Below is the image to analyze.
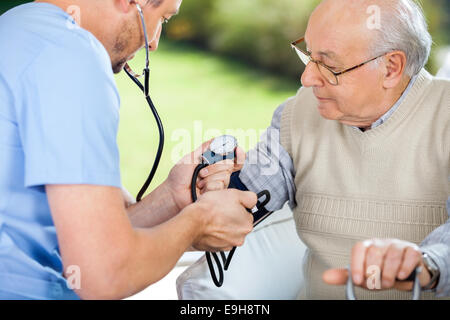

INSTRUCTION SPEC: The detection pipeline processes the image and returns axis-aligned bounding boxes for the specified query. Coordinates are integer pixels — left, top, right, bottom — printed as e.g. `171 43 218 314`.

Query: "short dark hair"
147 0 163 8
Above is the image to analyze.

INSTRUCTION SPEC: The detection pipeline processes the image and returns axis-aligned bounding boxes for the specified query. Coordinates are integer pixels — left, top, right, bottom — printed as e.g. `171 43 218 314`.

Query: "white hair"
370 0 432 77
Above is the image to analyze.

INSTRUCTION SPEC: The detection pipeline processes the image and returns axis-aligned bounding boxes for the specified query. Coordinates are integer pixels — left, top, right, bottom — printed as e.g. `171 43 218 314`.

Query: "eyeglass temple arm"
333 54 384 76
291 37 305 46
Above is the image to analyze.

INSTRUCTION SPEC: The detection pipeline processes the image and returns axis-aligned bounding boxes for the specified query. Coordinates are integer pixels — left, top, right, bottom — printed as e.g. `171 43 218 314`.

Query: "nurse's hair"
147 0 164 7
129 0 164 8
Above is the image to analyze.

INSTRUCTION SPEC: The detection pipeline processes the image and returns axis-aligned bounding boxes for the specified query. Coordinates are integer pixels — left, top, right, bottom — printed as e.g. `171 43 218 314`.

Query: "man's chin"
112 60 127 74
316 102 342 121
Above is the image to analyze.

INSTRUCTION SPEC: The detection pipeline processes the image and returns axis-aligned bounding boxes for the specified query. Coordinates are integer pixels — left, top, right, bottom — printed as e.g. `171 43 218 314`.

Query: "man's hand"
188 189 257 252
322 239 434 291
165 139 246 214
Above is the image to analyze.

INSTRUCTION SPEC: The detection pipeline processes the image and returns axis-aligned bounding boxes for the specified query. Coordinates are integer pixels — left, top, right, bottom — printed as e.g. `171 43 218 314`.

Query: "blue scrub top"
0 3 122 299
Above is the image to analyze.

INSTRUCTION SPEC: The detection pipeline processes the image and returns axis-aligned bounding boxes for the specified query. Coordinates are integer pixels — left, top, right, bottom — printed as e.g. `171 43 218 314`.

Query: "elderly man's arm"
196 100 297 212
235 101 297 212
420 197 450 297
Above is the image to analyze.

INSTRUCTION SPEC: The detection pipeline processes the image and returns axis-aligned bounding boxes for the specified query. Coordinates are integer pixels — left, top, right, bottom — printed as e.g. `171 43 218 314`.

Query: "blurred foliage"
0 0 30 12
2 0 449 76
117 42 298 195
166 0 449 77
165 0 318 77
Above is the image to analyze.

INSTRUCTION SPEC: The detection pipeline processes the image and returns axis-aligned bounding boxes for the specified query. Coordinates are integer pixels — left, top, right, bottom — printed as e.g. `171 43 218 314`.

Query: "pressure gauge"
201 135 238 165
210 135 237 155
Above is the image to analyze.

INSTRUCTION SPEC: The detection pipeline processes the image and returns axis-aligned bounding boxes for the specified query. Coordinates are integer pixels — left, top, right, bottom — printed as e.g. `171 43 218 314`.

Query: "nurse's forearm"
72 201 205 300
126 181 179 228
110 203 206 299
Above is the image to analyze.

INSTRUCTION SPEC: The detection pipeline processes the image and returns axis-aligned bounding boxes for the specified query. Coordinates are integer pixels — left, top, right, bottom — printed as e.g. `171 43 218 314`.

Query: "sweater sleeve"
238 102 297 212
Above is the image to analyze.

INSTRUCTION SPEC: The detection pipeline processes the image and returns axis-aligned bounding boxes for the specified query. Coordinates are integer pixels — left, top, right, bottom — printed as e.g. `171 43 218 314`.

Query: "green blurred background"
1 1 449 197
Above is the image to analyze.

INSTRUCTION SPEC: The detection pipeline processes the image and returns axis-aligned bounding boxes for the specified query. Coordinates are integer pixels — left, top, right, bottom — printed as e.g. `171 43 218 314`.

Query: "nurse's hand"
165 139 246 213
322 238 434 291
190 188 256 252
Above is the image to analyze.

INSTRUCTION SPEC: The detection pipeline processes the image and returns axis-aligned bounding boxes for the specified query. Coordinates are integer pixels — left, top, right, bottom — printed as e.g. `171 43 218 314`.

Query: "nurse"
0 0 257 299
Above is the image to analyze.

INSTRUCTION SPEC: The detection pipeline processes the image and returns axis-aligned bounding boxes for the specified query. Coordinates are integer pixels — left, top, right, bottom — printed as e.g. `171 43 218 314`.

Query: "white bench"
176 203 307 300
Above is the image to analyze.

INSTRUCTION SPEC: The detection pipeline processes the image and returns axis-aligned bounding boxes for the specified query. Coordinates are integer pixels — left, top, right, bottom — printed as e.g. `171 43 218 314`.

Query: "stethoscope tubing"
124 3 164 202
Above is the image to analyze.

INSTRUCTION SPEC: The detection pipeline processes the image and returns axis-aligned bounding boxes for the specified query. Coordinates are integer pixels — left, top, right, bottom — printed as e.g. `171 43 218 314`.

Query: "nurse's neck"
34 0 121 64
34 0 114 54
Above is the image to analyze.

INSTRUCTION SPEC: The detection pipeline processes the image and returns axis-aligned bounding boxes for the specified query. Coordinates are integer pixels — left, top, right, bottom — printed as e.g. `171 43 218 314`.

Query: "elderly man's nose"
301 62 324 88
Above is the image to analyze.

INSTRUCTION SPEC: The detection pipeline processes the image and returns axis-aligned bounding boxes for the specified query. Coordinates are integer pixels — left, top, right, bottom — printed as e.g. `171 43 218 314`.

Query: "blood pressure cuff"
177 171 306 300
228 171 249 191
228 171 271 225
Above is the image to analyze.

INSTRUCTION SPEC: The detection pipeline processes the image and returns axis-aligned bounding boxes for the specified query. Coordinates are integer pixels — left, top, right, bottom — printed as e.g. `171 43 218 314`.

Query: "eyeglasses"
290 37 385 86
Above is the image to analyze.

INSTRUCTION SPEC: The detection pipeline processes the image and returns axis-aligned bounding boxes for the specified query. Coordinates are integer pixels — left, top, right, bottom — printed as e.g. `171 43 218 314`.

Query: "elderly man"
194 0 449 299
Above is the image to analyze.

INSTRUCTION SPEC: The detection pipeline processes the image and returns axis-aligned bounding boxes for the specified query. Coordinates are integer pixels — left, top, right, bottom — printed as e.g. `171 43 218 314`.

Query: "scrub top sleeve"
17 42 122 189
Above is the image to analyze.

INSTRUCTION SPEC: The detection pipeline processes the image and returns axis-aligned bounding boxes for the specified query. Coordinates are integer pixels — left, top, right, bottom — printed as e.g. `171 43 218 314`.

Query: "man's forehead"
304 33 343 63
171 0 182 13
160 0 181 14
304 9 373 64
169 8 179 15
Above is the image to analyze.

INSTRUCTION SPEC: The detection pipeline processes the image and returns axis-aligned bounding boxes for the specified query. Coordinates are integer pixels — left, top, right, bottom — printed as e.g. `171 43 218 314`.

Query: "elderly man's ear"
381 51 408 89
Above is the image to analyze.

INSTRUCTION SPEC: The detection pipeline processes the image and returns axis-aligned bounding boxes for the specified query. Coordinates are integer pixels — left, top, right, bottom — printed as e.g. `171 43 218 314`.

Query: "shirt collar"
353 74 418 131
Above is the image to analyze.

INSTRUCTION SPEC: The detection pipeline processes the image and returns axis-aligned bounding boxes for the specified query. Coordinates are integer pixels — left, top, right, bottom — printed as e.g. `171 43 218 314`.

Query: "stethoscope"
124 2 164 202
125 2 274 287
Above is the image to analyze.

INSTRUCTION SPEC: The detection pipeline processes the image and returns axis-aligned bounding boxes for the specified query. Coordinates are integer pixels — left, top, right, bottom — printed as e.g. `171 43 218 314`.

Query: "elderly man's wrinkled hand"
196 147 245 194
322 238 434 291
